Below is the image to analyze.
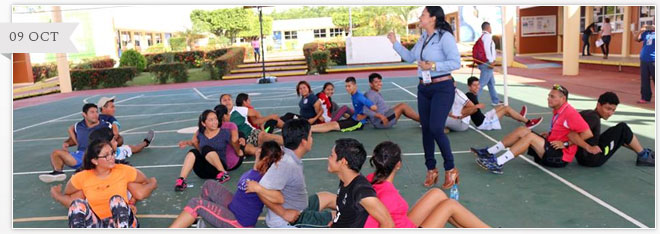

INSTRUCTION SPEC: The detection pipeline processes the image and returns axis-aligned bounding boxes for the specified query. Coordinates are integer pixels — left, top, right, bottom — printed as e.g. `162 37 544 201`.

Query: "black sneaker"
144 130 155 147
115 159 132 166
636 149 655 167
39 170 67 183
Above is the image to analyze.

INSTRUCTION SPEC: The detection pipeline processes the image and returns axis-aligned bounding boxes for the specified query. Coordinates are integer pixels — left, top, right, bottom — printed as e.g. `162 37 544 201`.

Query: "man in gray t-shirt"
246 119 335 228
363 73 420 129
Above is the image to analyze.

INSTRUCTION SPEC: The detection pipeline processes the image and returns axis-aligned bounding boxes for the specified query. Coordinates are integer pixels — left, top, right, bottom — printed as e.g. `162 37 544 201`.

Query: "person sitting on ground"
49 139 158 228
175 109 241 191
220 94 284 148
97 96 155 157
471 84 596 174
245 119 337 228
364 141 490 228
573 92 654 167
317 82 353 122
296 81 325 125
169 141 283 228
326 138 394 228
363 73 420 129
312 77 379 133
446 77 543 132
39 103 112 183
237 92 300 134
215 104 246 171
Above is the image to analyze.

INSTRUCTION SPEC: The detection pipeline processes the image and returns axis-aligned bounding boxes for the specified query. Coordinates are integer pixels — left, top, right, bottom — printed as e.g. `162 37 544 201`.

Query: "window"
121 32 130 47
314 29 327 38
134 33 141 47
639 6 655 29
284 31 297 40
329 28 345 37
593 6 625 32
155 34 162 44
146 34 153 46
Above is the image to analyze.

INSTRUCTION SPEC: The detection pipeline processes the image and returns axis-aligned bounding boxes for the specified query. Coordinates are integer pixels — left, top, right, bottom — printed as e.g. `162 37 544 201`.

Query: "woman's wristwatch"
563 142 570 147
431 62 436 71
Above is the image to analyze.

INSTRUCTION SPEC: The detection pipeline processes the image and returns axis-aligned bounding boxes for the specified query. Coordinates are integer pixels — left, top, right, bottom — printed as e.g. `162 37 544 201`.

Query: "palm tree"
179 28 205 51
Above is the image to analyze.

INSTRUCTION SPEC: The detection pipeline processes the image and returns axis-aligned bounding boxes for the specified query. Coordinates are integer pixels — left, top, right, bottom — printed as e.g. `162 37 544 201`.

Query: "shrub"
73 57 115 70
327 46 346 66
311 51 330 74
31 62 58 82
144 43 170 54
172 51 205 68
303 42 320 72
148 62 188 84
169 37 186 51
70 67 137 90
207 47 245 80
205 48 229 61
119 49 147 72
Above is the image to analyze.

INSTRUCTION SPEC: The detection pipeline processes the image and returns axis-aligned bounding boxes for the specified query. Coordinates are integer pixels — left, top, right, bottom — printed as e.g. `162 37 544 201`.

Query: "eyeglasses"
98 153 114 161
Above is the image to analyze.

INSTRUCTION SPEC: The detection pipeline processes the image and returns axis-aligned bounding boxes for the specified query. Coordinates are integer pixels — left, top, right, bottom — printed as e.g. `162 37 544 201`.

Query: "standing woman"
582 23 596 56
388 6 461 188
599 18 612 59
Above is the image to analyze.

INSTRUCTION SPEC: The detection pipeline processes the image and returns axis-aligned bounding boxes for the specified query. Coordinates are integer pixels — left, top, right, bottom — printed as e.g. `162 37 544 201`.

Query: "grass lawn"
125 68 211 87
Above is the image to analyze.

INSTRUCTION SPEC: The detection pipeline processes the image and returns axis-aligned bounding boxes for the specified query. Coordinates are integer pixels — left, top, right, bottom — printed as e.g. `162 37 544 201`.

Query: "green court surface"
13 74 655 228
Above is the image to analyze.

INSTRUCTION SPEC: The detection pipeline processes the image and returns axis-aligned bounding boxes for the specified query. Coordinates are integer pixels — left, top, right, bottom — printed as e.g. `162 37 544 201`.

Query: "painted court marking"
13 151 471 176
394 81 648 228
193 88 210 100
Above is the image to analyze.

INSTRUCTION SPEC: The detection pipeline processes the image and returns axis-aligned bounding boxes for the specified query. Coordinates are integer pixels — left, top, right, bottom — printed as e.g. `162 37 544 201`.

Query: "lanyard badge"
420 33 436 84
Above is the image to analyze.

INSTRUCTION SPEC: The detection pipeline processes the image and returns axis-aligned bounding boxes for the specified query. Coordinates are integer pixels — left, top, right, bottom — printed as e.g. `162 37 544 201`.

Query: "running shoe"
491 101 504 107
39 170 67 183
216 171 230 184
526 117 543 129
636 148 655 167
174 177 187 192
519 105 528 118
637 99 649 104
476 157 503 174
470 147 494 159
144 130 155 147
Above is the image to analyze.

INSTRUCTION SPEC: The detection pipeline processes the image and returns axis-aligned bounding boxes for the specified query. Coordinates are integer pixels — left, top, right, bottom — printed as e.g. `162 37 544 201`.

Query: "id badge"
422 70 432 84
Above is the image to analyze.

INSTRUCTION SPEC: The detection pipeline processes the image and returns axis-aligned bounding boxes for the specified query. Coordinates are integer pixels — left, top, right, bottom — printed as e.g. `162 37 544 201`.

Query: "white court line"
391 82 418 98
396 80 648 228
467 125 649 229
52 110 201 122
193 88 210 100
13 130 181 143
143 93 196 98
82 94 99 104
117 102 213 107
14 95 143 133
13 151 471 176
120 118 197 134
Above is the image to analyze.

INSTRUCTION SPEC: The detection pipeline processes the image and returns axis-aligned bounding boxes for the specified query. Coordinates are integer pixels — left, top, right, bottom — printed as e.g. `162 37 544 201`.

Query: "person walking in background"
599 18 612 59
476 22 502 106
388 6 461 189
636 24 655 104
251 37 261 63
582 23 596 56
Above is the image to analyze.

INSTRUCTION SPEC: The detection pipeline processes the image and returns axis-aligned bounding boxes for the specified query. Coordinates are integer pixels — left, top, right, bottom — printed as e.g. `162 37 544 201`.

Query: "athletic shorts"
69 150 84 169
477 109 502 131
338 118 363 132
190 146 227 179
527 139 568 168
372 109 397 129
247 129 262 146
291 194 333 228
445 117 469 132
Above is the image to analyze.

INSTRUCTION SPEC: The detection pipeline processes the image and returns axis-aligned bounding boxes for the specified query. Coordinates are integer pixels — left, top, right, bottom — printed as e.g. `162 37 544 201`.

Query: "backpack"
472 34 487 65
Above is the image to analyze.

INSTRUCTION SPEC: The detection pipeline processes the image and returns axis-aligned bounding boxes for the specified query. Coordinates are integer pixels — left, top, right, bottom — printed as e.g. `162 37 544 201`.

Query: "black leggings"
190 146 228 179
600 35 611 56
576 122 634 167
582 35 591 55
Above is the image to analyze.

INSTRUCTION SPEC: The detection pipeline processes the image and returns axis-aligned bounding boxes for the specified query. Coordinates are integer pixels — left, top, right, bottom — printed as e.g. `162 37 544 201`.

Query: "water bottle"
449 184 459 201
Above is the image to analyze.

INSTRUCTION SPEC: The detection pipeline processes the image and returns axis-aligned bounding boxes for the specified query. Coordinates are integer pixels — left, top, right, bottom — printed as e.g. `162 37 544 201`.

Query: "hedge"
173 51 205 68
71 67 137 90
32 62 58 82
311 51 330 74
206 47 245 80
119 49 147 72
303 42 320 72
72 58 115 70
205 48 229 61
149 62 188 84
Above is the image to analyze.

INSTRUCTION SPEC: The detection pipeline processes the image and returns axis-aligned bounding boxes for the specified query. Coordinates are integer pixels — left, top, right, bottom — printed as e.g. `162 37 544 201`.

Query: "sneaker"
637 99 649 104
470 147 494 159
39 170 67 183
174 177 187 192
636 149 655 167
491 101 504 107
115 159 132 166
216 171 230 184
519 105 528 118
476 157 503 174
526 117 543 129
144 130 155 147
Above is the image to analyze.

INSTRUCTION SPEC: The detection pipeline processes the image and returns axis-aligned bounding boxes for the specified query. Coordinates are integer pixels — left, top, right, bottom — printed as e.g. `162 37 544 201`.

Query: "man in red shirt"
471 84 599 174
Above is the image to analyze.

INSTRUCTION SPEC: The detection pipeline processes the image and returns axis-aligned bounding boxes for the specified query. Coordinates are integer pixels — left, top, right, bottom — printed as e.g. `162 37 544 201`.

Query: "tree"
179 28 205 51
237 10 273 39
331 10 367 33
391 6 420 35
191 8 250 44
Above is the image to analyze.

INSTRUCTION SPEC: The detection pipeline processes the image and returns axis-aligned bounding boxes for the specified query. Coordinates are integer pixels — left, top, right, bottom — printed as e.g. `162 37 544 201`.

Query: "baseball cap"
97 96 116 109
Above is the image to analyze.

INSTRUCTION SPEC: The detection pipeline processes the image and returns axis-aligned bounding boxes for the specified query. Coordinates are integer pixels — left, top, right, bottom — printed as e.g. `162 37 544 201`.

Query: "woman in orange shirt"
50 139 157 228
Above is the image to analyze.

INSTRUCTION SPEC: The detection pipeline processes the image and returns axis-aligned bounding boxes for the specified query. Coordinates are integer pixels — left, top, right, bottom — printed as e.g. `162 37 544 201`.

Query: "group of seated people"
41 73 654 228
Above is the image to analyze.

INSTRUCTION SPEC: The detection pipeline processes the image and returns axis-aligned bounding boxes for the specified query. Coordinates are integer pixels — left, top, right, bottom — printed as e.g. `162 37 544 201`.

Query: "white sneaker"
39 171 67 183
